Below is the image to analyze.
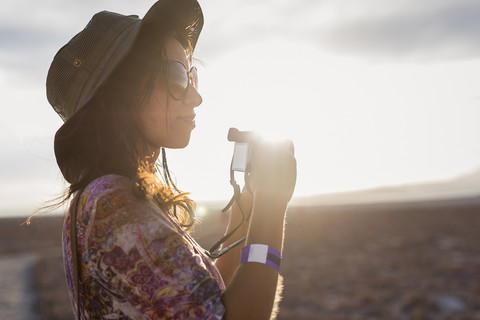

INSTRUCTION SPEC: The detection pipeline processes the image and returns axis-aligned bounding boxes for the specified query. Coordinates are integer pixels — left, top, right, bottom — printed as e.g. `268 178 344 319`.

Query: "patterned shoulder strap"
70 191 83 319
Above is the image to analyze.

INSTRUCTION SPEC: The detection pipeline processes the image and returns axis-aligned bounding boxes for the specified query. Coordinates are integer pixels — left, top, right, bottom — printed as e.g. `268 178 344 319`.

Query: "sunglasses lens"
168 61 188 99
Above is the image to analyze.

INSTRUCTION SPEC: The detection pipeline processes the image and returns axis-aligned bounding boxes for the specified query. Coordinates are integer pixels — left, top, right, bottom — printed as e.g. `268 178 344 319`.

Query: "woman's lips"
178 115 196 127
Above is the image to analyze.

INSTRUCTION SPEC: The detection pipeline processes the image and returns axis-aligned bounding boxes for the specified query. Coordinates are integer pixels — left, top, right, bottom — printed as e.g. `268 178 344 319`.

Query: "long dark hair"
30 29 197 230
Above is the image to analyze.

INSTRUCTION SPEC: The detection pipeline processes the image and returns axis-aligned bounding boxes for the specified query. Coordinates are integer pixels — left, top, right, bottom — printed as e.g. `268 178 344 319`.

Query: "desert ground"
1 196 480 319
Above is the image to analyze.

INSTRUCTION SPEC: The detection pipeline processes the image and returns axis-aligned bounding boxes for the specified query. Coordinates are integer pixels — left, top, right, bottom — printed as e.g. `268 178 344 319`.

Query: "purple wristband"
241 244 281 272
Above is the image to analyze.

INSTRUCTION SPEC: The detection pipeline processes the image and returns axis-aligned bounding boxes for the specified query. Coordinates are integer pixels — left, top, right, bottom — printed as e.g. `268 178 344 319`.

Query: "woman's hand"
247 139 297 205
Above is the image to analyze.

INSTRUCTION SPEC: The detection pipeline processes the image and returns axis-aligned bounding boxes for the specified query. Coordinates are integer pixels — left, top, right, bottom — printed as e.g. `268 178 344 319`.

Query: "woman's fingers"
247 139 297 202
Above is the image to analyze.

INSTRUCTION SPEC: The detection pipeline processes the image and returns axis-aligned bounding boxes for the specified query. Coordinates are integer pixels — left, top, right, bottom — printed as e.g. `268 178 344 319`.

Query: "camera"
227 128 256 172
227 127 295 172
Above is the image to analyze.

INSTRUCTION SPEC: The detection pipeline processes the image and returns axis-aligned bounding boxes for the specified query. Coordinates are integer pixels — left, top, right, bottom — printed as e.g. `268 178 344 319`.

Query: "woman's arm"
221 140 297 320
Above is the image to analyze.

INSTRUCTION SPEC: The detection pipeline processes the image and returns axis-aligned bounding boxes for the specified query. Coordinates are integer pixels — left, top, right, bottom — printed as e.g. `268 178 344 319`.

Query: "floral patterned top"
62 174 226 319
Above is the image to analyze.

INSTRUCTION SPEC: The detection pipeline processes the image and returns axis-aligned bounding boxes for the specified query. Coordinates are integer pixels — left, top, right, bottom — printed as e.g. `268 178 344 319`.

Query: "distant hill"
292 168 480 207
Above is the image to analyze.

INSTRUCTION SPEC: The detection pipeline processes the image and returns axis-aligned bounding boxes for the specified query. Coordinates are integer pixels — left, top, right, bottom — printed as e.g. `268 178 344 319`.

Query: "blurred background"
1 0 480 319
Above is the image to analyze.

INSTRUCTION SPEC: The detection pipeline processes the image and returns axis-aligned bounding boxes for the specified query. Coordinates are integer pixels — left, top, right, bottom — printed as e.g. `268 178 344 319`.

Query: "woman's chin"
164 135 192 149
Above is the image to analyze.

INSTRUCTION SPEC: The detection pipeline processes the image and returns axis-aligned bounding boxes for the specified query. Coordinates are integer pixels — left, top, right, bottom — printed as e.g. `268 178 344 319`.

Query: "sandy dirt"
2 196 480 320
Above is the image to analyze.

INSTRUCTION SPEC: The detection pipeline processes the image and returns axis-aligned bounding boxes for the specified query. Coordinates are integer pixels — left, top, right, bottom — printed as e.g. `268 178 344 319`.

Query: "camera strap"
205 157 251 259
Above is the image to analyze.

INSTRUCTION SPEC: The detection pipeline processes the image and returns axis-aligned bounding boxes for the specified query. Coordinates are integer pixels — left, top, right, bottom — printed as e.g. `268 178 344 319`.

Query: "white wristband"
240 244 281 272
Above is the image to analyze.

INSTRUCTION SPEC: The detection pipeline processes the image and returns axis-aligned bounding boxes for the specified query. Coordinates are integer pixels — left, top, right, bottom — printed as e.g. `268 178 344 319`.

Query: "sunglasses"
166 60 198 100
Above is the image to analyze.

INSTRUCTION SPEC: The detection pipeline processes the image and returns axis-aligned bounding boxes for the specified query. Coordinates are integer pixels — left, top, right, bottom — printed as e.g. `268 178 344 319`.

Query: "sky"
1 0 480 215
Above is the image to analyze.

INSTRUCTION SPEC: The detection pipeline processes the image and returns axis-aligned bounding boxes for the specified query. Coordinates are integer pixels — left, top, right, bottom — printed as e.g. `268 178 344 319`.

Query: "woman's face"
139 37 202 150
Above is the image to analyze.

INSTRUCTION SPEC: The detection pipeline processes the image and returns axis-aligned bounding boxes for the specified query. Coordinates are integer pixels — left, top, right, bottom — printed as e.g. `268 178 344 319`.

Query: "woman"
47 0 296 319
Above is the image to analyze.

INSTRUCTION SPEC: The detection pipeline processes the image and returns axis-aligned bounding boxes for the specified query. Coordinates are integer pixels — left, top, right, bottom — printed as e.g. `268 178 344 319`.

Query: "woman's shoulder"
85 174 131 195
80 174 132 202
78 174 178 240
78 174 136 217
80 174 169 225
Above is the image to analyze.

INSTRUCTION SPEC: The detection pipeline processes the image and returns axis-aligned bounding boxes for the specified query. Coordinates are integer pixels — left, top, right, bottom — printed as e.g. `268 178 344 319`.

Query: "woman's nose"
183 85 202 108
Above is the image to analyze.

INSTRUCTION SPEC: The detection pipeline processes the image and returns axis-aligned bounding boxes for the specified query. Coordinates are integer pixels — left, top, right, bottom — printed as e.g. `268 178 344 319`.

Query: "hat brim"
141 0 204 50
